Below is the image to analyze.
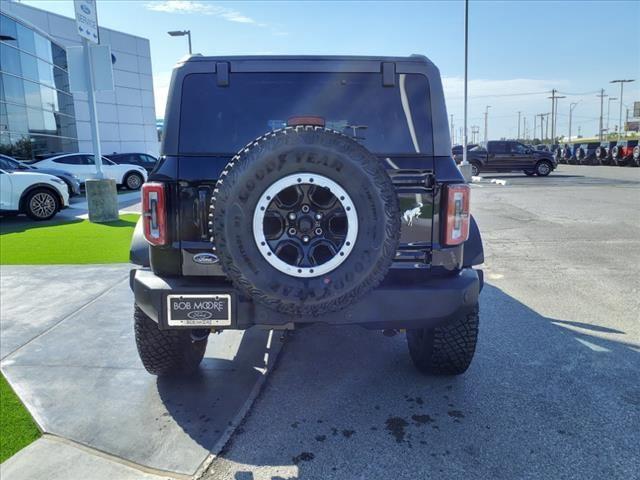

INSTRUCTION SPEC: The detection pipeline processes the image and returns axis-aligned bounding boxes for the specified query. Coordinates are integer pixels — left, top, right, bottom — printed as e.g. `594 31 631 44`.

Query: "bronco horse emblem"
402 202 423 226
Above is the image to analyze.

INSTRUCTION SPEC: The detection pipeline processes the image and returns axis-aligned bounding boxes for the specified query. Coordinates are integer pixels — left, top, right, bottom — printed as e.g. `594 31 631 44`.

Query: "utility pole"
483 105 491 144
569 102 579 142
610 79 635 140
549 89 556 144
523 117 527 140
517 111 521 140
450 114 455 144
555 95 565 143
533 115 537 140
626 108 630 138
606 97 617 138
597 89 607 140
537 114 543 142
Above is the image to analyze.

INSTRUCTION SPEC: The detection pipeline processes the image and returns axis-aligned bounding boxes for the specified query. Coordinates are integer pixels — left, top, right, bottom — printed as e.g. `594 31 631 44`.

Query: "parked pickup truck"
454 141 557 176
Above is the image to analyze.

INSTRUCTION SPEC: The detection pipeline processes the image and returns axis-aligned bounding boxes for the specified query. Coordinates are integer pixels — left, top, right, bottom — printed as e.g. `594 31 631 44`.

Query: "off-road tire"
134 306 207 376
125 172 143 190
407 304 479 375
470 162 480 177
535 160 552 176
210 126 400 316
631 146 639 167
611 146 622 166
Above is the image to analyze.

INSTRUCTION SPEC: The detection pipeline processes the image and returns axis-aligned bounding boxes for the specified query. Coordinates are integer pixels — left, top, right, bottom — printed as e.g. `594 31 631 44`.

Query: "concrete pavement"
203 165 640 479
2 165 638 479
1 265 281 478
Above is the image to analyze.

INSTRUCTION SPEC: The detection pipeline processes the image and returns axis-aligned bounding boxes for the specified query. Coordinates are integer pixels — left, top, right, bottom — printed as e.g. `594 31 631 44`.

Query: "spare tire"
611 145 620 161
595 147 604 159
210 126 400 316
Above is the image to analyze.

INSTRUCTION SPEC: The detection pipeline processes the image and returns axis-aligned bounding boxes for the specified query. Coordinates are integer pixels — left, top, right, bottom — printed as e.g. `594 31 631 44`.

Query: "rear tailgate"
177 156 230 276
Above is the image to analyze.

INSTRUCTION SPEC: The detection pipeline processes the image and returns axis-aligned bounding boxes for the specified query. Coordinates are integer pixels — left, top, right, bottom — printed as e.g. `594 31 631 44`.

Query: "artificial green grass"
0 214 139 265
0 374 41 463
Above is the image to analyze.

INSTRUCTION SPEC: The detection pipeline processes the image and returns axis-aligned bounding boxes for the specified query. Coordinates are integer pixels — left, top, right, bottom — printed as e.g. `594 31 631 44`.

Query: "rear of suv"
130 55 484 377
595 141 618 165
611 140 639 166
574 142 600 165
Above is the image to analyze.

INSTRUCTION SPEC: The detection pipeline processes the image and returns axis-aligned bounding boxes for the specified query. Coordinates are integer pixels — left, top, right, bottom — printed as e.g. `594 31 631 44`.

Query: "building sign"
74 0 99 43
625 121 639 132
67 44 114 92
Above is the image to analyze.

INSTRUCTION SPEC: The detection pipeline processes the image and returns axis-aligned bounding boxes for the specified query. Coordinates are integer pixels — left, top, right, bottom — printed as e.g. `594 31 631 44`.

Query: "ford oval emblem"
188 310 213 320
193 253 219 265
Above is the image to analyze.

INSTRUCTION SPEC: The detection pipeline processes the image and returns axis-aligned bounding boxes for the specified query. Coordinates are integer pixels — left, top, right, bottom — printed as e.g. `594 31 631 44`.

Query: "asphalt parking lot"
203 165 640 480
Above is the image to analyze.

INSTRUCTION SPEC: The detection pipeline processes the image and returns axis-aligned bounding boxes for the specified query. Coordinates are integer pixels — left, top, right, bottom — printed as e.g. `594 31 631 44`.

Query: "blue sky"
21 0 640 140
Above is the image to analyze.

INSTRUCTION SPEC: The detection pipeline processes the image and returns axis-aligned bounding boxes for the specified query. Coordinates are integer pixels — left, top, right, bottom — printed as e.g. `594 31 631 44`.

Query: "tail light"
142 182 167 246
287 116 325 127
443 184 470 246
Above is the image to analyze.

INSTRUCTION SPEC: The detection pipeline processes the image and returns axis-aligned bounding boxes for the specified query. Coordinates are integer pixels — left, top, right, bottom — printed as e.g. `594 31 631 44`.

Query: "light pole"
461 0 470 172
610 79 635 139
450 114 455 144
483 105 491 144
569 102 579 142
606 97 617 138
517 111 521 140
597 89 607 140
168 30 192 54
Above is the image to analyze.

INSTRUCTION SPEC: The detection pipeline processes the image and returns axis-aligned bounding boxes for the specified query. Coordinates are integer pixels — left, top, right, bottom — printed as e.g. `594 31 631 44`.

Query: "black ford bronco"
130 55 484 377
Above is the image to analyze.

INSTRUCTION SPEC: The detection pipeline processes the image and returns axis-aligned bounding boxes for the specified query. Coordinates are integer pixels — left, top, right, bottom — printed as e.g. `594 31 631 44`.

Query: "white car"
0 168 70 220
33 153 148 190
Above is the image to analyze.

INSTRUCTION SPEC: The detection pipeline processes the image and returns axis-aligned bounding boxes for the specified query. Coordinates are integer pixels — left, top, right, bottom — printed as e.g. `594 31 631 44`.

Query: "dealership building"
0 1 158 160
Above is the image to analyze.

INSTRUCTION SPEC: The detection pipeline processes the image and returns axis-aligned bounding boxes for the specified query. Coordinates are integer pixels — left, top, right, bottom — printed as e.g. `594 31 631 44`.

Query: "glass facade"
0 12 77 160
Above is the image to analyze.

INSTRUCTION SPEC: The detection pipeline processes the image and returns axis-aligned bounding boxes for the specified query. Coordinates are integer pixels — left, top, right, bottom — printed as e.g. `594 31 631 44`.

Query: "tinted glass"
15 22 35 56
54 155 83 165
0 43 21 76
510 143 528 154
0 157 13 169
0 15 18 46
0 14 78 160
179 72 433 155
489 142 507 153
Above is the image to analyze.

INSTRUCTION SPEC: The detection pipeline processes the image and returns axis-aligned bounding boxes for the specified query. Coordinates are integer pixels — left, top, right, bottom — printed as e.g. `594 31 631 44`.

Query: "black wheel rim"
253 173 358 278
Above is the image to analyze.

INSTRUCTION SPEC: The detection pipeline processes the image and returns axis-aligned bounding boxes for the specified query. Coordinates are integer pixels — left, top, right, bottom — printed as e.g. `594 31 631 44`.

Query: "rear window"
178 72 433 155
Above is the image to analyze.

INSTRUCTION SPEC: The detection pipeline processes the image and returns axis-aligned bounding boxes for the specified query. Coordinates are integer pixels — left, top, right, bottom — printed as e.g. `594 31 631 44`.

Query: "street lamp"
168 30 192 54
606 97 617 139
461 0 470 171
610 79 635 139
568 101 579 142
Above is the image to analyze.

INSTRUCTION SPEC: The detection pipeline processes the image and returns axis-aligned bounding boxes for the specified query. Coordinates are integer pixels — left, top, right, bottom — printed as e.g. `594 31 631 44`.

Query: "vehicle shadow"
0 215 83 234
484 174 584 179
0 215 137 234
155 328 278 469
158 284 639 479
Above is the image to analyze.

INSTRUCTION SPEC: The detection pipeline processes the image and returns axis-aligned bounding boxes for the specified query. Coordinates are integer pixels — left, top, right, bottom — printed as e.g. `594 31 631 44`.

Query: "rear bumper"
130 268 482 331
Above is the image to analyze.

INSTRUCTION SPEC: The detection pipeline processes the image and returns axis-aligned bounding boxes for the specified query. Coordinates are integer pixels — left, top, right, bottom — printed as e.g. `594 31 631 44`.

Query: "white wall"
1 1 159 156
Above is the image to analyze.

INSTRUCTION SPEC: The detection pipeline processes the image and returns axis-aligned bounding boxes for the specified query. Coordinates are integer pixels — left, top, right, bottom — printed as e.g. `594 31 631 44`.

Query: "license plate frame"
166 293 232 327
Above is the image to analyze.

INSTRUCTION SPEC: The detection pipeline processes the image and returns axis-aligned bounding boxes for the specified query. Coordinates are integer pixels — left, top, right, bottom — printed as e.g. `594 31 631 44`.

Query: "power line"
447 90 549 100
556 90 601 96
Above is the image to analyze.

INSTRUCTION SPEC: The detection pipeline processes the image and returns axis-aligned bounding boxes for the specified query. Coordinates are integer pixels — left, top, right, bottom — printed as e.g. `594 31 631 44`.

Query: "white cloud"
145 1 259 24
